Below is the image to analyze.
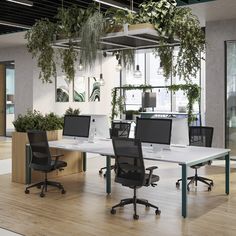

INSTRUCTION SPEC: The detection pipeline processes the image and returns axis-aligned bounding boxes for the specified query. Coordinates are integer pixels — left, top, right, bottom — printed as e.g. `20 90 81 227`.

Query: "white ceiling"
189 0 236 26
1 0 236 47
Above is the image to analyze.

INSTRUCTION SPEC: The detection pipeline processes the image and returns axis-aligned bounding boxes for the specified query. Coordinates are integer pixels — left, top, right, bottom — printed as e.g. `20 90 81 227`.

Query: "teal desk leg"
82 152 87 172
106 156 111 194
25 145 32 184
181 164 187 218
225 153 230 195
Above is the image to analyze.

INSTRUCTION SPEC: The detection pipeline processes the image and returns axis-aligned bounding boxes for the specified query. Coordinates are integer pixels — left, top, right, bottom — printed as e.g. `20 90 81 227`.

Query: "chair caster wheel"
61 189 66 194
37 185 41 189
40 193 45 198
103 174 106 178
155 209 161 215
133 214 139 220
187 187 190 191
208 186 212 191
25 189 30 194
210 182 214 186
146 204 150 208
176 182 180 188
99 170 103 175
111 209 116 215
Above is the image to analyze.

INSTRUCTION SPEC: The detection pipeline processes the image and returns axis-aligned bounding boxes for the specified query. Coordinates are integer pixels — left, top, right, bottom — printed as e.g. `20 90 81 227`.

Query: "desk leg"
25 145 32 184
225 153 230 195
82 152 87 172
181 164 187 218
106 156 111 194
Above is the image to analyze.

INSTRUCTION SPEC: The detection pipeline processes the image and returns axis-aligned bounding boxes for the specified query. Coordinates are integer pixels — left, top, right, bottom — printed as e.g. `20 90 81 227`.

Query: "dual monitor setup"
63 115 189 150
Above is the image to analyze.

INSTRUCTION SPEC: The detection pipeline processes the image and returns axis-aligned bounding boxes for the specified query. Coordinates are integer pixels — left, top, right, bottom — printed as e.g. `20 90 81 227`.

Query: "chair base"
25 174 66 197
110 189 161 220
176 173 214 191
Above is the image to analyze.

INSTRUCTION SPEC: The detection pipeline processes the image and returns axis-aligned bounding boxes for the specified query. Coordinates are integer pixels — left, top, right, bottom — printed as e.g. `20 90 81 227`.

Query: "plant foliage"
25 19 57 83
65 107 81 116
13 110 63 132
168 83 201 124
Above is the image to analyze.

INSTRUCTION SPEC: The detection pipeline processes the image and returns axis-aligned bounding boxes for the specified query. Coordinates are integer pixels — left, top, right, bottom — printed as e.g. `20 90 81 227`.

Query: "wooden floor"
1 139 236 236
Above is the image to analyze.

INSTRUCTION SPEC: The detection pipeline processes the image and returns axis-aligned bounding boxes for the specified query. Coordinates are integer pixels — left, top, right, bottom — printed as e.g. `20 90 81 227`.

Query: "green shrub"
13 110 63 132
64 107 80 116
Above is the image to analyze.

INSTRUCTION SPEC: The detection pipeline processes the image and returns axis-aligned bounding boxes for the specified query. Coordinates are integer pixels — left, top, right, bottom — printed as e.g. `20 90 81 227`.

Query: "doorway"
0 61 15 137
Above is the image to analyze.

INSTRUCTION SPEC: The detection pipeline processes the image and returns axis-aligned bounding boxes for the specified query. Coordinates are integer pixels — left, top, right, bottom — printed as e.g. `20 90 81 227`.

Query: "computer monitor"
171 118 189 146
63 115 91 138
135 118 172 150
89 114 110 139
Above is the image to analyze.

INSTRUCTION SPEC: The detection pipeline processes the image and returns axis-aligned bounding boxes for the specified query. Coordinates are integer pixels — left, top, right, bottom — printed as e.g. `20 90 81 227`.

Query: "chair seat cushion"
144 174 159 186
190 162 207 169
30 160 67 172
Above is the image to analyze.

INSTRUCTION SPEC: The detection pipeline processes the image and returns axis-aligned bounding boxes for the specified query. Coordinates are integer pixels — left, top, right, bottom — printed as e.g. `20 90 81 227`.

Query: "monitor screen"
63 115 91 138
135 118 172 145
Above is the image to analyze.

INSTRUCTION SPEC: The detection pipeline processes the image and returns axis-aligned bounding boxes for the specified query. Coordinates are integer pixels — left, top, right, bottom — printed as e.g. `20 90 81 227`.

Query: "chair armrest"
146 166 158 185
51 154 64 165
146 166 158 171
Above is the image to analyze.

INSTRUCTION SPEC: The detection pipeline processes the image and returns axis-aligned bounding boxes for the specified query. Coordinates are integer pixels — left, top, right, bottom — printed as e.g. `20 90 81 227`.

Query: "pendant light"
78 59 83 71
99 53 105 86
134 53 142 78
116 59 122 71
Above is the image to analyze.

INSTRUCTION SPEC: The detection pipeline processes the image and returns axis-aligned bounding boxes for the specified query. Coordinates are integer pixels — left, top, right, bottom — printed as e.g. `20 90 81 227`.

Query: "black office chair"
99 122 131 177
25 131 67 197
176 126 214 191
111 138 161 220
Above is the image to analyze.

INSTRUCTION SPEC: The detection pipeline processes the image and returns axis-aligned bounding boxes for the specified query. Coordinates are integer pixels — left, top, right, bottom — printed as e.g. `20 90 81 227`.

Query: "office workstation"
1 0 236 235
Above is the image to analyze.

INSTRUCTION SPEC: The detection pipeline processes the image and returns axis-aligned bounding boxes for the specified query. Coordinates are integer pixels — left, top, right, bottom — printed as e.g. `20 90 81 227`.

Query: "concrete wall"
206 19 236 147
0 46 34 116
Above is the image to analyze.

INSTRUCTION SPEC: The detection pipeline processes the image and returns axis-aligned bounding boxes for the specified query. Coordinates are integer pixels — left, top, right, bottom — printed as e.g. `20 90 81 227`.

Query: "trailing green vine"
25 19 57 83
168 83 201 124
110 84 152 120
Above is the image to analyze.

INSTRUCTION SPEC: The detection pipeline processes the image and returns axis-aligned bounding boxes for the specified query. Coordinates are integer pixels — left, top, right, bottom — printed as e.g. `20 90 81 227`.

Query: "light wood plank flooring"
0 139 236 236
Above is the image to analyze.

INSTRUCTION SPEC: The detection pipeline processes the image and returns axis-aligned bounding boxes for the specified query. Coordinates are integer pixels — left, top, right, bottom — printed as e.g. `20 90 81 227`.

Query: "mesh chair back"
27 131 51 166
112 138 145 187
189 126 214 147
111 122 131 138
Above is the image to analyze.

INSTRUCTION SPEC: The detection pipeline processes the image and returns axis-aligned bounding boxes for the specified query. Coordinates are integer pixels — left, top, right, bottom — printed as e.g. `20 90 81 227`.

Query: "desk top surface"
49 139 230 166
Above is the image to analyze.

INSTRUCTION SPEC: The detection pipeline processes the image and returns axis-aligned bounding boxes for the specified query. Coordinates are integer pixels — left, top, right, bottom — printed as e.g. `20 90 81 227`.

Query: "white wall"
0 46 34 116
205 19 236 147
32 53 118 118
0 42 118 122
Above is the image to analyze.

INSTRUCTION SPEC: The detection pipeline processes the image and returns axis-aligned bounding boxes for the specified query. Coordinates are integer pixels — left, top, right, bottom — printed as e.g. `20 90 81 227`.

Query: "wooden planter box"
12 130 83 184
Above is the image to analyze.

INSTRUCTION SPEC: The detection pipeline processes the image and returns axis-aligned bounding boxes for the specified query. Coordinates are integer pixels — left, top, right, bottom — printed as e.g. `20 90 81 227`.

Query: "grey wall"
0 46 34 116
206 19 236 147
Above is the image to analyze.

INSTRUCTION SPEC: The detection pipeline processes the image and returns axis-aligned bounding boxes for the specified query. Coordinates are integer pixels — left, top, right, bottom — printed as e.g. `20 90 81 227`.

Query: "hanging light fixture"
6 0 33 7
134 65 142 78
116 59 122 71
78 59 83 71
157 61 163 75
99 54 105 86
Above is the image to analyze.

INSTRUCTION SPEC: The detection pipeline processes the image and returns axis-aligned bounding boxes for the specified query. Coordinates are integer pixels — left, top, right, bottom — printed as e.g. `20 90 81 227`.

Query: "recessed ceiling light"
0 20 31 29
6 0 33 7
94 0 136 13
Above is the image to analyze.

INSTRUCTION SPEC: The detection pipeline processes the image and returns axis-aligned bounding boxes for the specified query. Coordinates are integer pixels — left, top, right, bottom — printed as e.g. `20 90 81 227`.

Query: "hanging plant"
59 42 78 81
25 19 57 83
168 83 201 124
132 0 204 81
113 49 135 70
79 11 106 69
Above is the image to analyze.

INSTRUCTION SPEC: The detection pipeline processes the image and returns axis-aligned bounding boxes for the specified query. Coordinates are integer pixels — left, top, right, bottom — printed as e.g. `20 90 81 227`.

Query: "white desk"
45 139 230 218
